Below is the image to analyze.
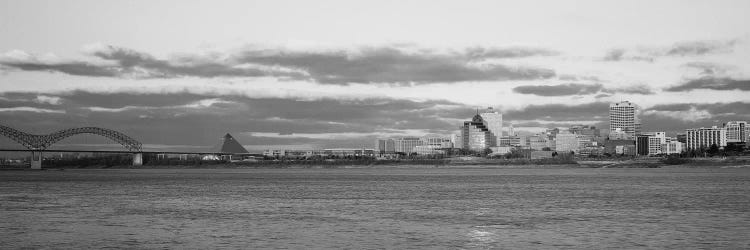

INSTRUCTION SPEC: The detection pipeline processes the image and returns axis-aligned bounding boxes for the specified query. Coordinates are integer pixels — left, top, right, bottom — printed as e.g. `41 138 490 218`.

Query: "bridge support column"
30 151 42 169
132 153 143 167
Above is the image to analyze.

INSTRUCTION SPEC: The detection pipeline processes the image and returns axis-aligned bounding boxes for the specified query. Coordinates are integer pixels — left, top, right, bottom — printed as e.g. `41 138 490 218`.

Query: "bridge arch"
0 124 38 150
0 124 142 151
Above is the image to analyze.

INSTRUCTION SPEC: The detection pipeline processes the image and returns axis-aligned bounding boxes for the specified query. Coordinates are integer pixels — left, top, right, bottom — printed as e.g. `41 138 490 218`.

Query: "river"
1 167 749 249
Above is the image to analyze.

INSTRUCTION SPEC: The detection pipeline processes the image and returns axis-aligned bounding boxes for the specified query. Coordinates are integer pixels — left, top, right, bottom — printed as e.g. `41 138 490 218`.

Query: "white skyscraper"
479 107 503 147
609 101 638 139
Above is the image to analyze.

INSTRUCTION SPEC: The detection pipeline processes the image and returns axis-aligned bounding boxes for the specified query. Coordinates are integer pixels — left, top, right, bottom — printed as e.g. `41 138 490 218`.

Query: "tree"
708 144 719 156
483 148 493 156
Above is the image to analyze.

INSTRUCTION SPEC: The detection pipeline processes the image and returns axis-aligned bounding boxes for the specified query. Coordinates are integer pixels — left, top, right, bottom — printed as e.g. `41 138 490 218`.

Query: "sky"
1 0 749 151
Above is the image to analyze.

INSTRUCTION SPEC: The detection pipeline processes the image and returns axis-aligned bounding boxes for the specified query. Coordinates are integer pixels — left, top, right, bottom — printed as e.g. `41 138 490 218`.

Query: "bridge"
0 124 238 169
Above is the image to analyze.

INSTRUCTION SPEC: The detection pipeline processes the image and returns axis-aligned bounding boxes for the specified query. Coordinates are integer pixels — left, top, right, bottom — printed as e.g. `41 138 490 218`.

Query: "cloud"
463 46 559 59
602 85 655 95
513 83 603 96
666 40 737 56
234 46 556 84
602 39 739 62
603 49 625 61
601 48 654 62
682 62 731 75
504 102 609 122
34 95 62 105
513 83 654 96
643 107 713 122
664 77 750 92
0 107 65 113
0 44 557 84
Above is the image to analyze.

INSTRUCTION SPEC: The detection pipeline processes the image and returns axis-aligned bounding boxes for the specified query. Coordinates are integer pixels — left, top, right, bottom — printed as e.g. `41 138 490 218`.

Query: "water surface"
1 168 749 249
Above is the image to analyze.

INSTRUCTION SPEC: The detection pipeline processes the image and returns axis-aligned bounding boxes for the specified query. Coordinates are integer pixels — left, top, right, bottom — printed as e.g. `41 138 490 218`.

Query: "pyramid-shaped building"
215 133 249 154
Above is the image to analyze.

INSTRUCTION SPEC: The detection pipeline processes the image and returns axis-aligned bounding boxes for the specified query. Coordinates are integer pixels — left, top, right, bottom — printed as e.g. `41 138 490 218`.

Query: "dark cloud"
464 47 559 59
602 85 655 95
603 49 625 61
60 90 214 108
513 83 603 96
602 39 739 62
682 62 729 75
601 48 654 62
664 77 750 92
234 47 555 84
666 40 737 56
505 102 609 122
513 83 654 96
0 45 557 84
0 61 119 77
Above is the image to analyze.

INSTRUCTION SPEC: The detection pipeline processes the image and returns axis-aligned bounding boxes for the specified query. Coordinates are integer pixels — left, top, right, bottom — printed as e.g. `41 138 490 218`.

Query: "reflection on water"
1 168 749 249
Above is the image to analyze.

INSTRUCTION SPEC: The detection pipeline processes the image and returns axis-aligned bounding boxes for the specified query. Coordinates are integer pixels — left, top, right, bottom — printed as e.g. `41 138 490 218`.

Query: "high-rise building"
462 113 492 151
609 101 638 139
479 107 502 146
725 121 748 143
686 126 727 150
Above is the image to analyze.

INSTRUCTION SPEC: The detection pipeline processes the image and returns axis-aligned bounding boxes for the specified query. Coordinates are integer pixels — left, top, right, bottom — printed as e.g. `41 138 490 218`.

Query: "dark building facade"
636 135 650 156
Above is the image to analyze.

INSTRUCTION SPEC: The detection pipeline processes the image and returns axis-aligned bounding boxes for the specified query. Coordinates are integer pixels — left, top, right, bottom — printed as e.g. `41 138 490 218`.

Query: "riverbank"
12 156 750 169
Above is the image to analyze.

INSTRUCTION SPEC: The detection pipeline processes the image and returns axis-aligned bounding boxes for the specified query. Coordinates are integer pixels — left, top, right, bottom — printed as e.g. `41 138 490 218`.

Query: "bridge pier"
132 153 143 167
30 151 42 169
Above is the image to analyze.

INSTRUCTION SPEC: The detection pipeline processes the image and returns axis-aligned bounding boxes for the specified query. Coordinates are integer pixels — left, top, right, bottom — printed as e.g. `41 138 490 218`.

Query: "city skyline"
1 0 750 151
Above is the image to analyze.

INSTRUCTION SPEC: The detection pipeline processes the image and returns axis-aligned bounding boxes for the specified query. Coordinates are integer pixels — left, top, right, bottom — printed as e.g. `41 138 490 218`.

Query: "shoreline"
6 163 750 170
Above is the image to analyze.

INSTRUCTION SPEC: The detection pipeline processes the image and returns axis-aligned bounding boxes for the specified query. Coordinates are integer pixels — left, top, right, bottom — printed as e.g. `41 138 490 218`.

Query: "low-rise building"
555 132 579 154
531 151 555 159
604 139 636 156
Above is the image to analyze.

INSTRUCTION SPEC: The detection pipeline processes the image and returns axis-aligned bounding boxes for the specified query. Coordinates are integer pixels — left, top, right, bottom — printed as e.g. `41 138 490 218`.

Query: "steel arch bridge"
0 124 142 152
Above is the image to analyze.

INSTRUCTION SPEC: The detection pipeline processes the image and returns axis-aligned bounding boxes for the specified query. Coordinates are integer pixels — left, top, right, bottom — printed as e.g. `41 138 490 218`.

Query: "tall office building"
686 126 727 150
725 121 748 143
609 101 638 139
479 107 502 146
462 113 492 151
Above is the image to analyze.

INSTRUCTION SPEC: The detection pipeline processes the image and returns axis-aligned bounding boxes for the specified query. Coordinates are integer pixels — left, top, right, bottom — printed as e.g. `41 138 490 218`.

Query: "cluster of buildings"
374 101 749 158
262 101 747 159
262 148 376 158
